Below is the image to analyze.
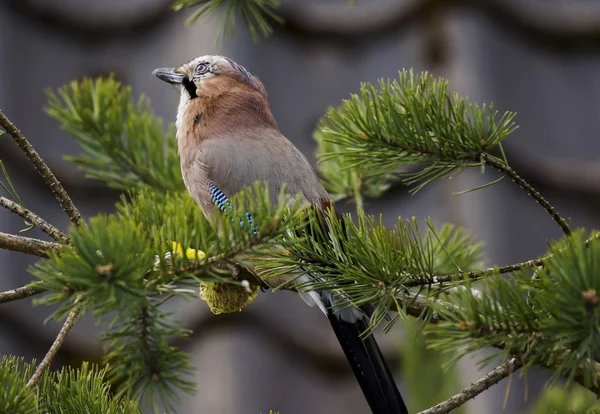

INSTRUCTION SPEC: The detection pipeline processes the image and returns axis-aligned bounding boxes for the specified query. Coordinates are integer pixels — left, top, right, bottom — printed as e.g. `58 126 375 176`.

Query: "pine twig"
351 170 364 212
0 282 44 304
402 291 441 324
405 257 545 288
483 154 571 236
418 357 521 414
0 231 61 257
138 304 158 377
0 110 83 227
26 302 81 388
0 196 70 244
166 228 278 278
408 233 600 288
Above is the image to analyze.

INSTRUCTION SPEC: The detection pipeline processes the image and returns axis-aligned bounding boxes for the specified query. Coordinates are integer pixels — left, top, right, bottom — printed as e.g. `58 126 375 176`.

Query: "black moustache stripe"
183 78 197 99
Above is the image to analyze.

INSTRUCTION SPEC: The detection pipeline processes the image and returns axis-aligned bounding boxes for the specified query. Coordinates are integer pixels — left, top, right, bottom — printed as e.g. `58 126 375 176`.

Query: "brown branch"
0 231 61 257
0 196 70 244
483 155 571 236
355 135 571 238
26 303 81 388
0 110 83 227
0 282 44 304
403 292 441 324
405 257 545 288
418 357 521 414
157 232 278 289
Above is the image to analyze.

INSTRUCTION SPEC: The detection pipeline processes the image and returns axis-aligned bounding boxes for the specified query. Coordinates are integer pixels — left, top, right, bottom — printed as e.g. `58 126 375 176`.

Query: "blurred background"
2 0 600 413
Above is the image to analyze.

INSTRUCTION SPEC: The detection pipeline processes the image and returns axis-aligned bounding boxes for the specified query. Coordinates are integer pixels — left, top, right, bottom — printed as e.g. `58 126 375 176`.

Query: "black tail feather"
327 311 409 414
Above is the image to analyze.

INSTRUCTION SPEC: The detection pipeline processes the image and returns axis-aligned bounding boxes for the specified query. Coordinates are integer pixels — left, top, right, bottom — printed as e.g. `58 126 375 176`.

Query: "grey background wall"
1 1 600 413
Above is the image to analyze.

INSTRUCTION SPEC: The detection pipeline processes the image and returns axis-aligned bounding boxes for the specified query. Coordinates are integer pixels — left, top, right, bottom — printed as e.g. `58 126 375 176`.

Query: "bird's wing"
200 128 330 207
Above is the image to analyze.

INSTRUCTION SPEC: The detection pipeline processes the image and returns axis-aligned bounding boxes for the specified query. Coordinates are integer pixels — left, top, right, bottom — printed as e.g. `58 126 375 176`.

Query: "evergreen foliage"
314 124 397 203
0 356 37 414
426 230 600 391
0 4 597 410
258 210 485 333
46 77 184 192
314 70 517 195
28 178 306 411
0 356 139 413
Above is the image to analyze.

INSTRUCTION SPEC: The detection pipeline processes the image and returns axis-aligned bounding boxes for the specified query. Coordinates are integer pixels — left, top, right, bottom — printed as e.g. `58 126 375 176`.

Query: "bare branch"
26 303 81 388
418 357 521 414
0 282 44 304
0 231 61 257
0 196 70 244
405 257 545 288
0 110 83 227
484 155 571 236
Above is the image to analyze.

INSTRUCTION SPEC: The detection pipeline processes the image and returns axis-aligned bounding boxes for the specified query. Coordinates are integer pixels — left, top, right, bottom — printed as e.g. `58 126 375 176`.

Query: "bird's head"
153 55 275 139
153 55 268 101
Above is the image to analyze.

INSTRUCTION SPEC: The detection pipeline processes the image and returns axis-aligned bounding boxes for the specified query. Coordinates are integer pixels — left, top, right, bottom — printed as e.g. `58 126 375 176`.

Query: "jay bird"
153 55 409 414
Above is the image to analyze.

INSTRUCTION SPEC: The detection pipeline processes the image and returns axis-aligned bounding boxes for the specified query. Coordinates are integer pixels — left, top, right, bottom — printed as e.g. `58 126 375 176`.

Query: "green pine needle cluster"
314 125 397 202
257 209 485 333
103 304 195 413
0 356 36 414
314 69 518 195
427 230 600 391
172 0 283 43
0 356 139 413
45 76 184 192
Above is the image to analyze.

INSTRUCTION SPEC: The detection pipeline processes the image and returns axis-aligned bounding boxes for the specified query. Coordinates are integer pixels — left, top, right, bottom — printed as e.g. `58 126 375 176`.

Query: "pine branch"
314 122 396 202
27 185 304 411
399 288 600 398
0 110 83 227
483 154 571 235
314 70 518 196
103 301 195 412
46 77 184 194
34 359 142 412
168 226 281 278
424 231 600 399
314 71 572 240
401 291 442 324
418 357 521 414
407 233 600 288
405 257 545 288
27 303 81 388
0 196 69 244
138 304 153 367
0 232 61 257
262 211 485 333
0 282 43 304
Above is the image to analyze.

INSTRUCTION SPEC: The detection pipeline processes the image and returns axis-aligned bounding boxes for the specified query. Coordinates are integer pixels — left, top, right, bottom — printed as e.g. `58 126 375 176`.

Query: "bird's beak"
153 68 186 84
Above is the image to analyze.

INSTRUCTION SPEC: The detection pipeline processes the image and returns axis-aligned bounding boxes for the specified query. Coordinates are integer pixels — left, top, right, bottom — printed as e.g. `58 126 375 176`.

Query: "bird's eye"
196 63 209 74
